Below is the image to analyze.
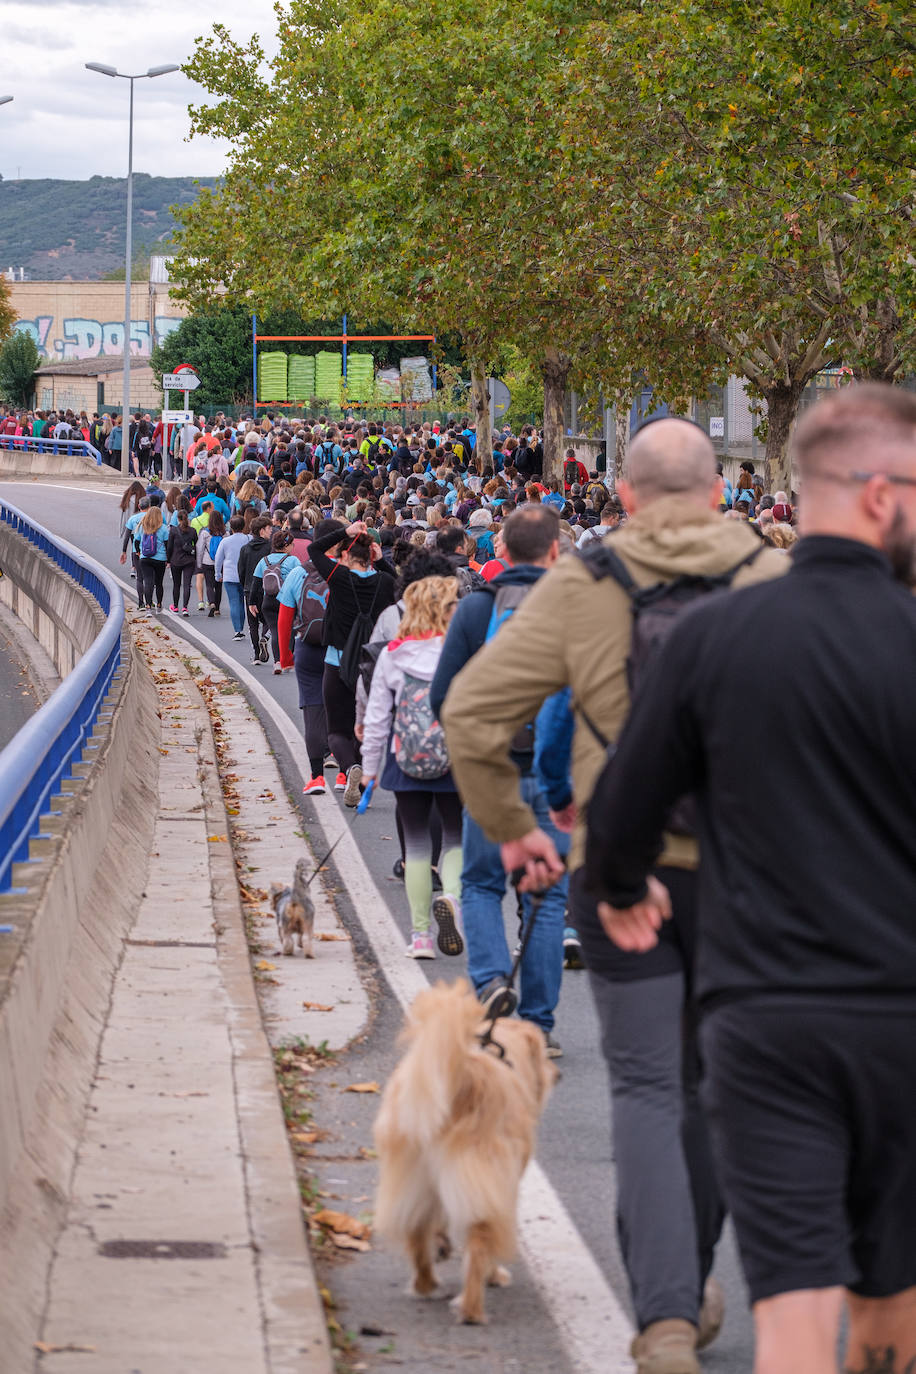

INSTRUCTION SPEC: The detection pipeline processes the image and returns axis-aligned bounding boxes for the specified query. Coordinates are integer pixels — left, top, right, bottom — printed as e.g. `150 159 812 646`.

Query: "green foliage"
498 347 543 429
0 275 13 342
150 306 254 408
0 175 217 281
0 330 40 406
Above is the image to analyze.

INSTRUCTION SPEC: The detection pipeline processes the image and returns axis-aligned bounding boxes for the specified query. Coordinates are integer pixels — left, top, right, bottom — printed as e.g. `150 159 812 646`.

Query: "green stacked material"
314 350 343 404
288 354 316 400
346 352 374 402
258 350 288 402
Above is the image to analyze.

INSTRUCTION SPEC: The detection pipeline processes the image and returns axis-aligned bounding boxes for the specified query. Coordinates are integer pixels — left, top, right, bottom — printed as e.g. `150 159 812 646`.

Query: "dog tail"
395 978 482 1147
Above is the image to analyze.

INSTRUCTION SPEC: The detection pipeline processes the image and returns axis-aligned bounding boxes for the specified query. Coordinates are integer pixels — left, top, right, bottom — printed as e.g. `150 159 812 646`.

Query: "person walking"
585 384 916 1374
197 509 226 616
431 505 569 1057
135 505 168 611
362 576 464 959
249 529 301 673
214 514 251 638
238 514 273 665
306 519 396 805
440 419 787 1372
166 510 198 615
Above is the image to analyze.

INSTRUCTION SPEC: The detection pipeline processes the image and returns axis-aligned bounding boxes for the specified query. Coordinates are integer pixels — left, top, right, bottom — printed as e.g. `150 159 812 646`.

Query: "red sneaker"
303 777 326 795
334 771 347 791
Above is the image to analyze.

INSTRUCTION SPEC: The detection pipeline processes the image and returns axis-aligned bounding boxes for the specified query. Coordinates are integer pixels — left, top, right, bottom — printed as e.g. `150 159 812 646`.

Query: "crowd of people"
103 391 915 1374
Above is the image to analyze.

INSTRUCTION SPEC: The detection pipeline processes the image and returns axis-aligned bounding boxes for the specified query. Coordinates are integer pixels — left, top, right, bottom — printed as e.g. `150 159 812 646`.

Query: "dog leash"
477 868 548 1060
302 778 374 890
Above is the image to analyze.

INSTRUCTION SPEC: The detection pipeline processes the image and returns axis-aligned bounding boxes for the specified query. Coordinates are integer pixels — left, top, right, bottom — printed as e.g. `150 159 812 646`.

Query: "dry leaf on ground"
207 834 228 843
327 1232 370 1252
34 1343 96 1355
255 960 277 972
292 1130 319 1144
302 1002 334 1012
314 1209 371 1239
344 1082 380 1094
315 932 351 942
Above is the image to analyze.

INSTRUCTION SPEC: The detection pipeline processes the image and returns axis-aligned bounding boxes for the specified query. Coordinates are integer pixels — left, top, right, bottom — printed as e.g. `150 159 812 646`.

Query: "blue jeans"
461 773 569 1033
224 580 245 633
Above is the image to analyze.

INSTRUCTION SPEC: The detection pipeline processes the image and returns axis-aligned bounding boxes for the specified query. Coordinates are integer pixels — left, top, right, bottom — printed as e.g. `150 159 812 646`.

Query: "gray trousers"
588 967 724 1329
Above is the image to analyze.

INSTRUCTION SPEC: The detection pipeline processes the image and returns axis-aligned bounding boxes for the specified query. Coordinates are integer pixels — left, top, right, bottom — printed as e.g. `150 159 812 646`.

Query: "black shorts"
700 996 916 1303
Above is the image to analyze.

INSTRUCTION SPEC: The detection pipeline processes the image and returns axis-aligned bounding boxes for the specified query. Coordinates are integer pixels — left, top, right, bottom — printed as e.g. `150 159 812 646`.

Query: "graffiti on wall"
13 316 183 361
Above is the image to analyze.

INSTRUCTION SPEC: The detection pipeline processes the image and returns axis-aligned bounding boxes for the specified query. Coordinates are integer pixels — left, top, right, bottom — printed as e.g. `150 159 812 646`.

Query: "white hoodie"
361 635 445 780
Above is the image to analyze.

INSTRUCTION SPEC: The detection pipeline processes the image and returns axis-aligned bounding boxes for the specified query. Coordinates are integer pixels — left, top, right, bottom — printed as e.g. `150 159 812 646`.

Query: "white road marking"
10 483 637 1374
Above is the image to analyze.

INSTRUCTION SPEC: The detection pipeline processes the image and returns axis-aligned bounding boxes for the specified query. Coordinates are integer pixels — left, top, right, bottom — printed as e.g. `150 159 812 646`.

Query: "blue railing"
0 435 103 465
0 502 123 892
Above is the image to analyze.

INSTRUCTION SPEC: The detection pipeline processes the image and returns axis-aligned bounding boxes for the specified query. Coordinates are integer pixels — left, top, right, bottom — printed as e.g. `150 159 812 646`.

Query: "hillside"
0 174 218 281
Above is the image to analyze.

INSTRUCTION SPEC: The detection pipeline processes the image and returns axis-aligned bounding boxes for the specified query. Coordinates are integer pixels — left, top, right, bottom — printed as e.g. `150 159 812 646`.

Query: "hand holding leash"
501 828 565 893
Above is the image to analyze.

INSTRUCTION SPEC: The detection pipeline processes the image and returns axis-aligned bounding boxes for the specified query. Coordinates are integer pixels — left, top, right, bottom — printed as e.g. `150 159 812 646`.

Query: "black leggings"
397 799 443 867
202 564 223 611
139 557 166 608
247 604 265 654
170 564 194 608
302 704 329 779
322 662 360 773
262 595 282 664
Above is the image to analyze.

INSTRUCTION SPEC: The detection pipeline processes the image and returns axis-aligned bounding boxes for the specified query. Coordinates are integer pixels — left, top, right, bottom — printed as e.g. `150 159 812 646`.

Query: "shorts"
700 996 916 1303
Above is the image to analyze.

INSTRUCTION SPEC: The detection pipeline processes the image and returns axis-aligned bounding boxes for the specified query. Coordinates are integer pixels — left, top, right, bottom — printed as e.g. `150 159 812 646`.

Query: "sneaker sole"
563 943 586 970
343 768 363 807
479 983 517 1019
432 898 464 956
406 947 435 959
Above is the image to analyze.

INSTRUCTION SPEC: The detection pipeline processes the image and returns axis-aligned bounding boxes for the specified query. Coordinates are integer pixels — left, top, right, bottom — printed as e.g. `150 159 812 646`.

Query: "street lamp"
85 62 180 476
0 97 13 107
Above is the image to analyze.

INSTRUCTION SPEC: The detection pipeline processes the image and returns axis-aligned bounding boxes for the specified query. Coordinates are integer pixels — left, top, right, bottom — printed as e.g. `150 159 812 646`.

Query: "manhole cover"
98 1240 228 1260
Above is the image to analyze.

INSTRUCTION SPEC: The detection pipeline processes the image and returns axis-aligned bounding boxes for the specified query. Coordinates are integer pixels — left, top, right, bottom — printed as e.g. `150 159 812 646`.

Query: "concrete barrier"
0 444 124 483
0 521 157 1363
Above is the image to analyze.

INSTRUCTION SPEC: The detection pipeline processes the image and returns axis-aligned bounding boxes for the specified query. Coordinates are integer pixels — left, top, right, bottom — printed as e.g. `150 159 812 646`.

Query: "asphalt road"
0 480 755 1373
0 613 40 749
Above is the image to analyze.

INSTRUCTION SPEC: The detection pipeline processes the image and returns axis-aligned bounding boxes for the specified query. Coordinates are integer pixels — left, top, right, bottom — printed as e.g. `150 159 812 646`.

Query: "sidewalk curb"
168 639 334 1374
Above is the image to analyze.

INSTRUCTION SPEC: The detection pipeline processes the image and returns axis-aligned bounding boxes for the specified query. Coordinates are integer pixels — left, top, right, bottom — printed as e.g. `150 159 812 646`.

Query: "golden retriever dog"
373 978 556 1324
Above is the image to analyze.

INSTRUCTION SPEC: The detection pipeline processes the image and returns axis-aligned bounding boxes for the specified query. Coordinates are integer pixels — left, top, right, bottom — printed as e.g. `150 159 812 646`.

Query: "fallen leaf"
207 834 228 843
302 1002 334 1012
255 960 277 971
344 1082 380 1095
314 1208 371 1239
316 932 351 942
34 1343 96 1355
158 747 169 755
327 1232 370 1251
170 1090 209 1098
292 1130 319 1144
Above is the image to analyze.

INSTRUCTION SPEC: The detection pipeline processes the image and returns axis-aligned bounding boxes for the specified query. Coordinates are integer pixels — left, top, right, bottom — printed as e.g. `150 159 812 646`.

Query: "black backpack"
337 576 382 691
576 542 763 836
564 458 579 487
365 438 383 468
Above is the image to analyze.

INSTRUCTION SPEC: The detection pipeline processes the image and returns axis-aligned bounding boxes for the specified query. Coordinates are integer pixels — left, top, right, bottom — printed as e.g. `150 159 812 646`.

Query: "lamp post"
85 62 179 475
0 97 13 107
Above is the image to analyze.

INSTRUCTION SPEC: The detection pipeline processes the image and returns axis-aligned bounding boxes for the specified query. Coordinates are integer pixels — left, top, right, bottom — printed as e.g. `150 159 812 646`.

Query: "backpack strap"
575 542 639 595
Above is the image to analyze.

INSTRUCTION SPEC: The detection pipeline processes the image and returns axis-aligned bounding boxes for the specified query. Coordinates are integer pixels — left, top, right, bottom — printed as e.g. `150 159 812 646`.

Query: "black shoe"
208 604 216 618
563 933 585 970
392 858 405 880
258 633 270 663
477 977 517 1020
431 866 443 892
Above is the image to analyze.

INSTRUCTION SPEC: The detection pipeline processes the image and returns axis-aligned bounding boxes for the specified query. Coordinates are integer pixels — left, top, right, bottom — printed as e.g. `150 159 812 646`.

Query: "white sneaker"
406 932 435 959
343 764 363 808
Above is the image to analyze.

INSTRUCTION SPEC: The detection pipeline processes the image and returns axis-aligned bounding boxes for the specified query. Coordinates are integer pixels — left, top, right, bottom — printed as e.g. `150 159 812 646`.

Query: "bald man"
586 385 916 1374
441 417 787 1372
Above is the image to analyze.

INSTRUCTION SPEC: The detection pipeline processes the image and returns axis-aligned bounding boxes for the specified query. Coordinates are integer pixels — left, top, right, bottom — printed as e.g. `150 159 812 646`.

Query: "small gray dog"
270 858 315 958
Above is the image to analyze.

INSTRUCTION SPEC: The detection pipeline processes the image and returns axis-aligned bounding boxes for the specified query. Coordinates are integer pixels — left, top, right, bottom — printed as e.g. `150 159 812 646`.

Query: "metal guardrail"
0 434 103 465
0 501 123 892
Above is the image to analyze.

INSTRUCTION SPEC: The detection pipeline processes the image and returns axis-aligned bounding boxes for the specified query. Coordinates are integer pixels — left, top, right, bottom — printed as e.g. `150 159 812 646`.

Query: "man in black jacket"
237 515 272 665
585 384 916 1374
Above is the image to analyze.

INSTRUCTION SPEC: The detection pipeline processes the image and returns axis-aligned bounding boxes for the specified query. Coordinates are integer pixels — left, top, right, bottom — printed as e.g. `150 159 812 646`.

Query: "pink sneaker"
169 604 179 613
406 932 435 959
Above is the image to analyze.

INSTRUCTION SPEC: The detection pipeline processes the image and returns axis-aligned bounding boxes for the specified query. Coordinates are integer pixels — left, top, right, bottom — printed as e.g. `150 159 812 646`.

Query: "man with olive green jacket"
441 419 787 1374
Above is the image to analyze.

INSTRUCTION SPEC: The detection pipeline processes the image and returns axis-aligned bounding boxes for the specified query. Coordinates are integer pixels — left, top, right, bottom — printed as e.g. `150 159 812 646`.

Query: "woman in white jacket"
361 575 464 960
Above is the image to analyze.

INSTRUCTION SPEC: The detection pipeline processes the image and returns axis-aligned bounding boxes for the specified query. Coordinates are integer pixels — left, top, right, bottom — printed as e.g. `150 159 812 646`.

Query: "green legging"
396 790 463 932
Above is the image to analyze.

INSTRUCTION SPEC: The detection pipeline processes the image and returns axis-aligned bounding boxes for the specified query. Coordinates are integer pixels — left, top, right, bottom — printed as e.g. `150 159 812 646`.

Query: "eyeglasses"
843 471 916 488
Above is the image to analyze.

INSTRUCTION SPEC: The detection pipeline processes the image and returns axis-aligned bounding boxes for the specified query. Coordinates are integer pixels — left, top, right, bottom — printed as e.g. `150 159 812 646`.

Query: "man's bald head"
626 418 718 502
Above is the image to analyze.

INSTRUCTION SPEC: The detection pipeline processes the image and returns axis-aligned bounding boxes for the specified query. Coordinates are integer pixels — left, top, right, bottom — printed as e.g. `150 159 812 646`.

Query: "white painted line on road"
25 484 637 1374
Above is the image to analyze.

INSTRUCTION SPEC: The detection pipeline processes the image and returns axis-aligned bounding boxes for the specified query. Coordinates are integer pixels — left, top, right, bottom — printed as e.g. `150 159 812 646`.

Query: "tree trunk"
470 362 492 470
762 381 805 495
540 346 571 484
614 392 631 485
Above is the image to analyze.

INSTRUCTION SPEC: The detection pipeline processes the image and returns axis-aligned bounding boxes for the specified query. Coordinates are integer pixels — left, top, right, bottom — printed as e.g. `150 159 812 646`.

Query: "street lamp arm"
0 96 13 107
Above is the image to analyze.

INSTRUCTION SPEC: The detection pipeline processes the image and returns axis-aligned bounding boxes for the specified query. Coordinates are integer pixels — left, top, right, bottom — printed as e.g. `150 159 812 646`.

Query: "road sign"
163 372 201 391
709 416 725 438
163 409 194 424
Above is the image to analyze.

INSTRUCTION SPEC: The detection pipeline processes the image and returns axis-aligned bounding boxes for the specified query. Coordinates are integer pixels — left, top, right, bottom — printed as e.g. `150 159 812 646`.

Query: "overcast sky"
0 0 279 182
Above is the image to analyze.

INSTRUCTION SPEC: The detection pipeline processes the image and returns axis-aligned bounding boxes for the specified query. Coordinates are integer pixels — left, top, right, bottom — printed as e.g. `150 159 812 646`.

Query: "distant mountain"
0 174 218 281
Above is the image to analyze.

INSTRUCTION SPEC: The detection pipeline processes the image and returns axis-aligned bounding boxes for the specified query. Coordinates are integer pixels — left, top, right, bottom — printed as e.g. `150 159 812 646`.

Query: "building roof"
35 356 154 378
